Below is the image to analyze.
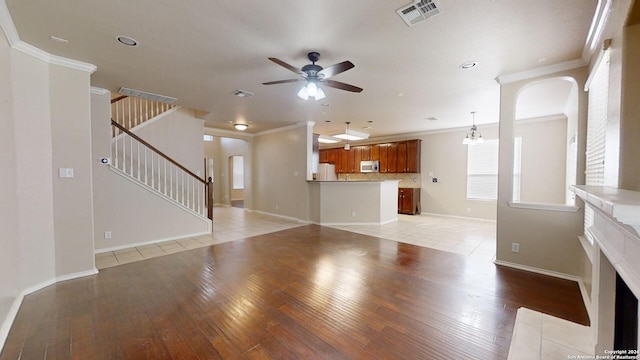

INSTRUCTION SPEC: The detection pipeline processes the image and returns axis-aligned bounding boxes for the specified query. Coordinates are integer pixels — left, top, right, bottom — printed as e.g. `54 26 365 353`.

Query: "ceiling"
5 0 597 139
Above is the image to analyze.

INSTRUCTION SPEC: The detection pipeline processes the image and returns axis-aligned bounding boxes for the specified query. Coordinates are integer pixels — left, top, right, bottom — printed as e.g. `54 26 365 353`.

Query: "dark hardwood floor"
0 225 588 359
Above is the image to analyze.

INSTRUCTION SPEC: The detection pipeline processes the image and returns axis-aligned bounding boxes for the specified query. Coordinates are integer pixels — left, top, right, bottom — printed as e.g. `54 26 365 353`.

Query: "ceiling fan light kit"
263 51 363 100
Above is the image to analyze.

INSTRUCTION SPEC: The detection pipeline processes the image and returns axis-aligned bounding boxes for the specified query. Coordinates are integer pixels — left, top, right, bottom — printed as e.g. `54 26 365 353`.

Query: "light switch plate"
59 168 74 178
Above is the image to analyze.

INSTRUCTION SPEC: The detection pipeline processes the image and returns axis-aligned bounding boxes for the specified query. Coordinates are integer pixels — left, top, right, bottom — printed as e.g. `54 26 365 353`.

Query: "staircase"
110 95 213 221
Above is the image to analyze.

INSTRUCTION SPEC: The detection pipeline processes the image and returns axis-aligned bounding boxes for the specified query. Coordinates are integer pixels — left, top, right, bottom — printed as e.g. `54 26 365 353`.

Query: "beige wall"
515 117 568 204
620 23 640 190
252 124 311 220
496 67 588 276
50 64 95 276
0 27 20 342
134 108 204 176
1 26 96 347
203 135 251 206
420 126 499 220
91 93 210 251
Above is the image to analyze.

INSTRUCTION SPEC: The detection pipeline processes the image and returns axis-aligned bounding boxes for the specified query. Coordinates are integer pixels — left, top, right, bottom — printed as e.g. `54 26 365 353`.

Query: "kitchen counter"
308 180 399 225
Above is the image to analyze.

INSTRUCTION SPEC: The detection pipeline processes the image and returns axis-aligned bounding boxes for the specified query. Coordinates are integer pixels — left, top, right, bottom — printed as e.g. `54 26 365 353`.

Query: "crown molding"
90 87 110 95
496 58 586 85
0 1 97 74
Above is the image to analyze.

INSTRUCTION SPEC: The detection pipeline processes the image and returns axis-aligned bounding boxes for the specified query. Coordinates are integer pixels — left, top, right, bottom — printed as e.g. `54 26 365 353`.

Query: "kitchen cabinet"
360 145 371 161
319 139 420 173
319 149 328 163
398 188 421 215
379 143 398 173
397 139 421 173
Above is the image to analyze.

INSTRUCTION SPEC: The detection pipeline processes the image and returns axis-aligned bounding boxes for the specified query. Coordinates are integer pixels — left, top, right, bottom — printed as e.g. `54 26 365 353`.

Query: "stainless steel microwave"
360 160 380 173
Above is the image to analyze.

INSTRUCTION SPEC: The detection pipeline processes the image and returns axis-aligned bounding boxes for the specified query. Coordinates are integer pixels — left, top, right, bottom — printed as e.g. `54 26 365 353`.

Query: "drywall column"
619 22 640 190
0 26 21 344
49 64 96 276
495 66 589 276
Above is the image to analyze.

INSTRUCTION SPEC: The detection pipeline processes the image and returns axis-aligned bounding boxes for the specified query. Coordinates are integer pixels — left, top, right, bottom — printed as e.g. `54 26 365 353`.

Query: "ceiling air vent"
396 0 441 27
118 87 177 104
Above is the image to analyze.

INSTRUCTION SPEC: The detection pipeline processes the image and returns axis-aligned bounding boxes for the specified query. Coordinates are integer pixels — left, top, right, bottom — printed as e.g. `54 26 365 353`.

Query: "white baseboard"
494 260 591 322
95 230 212 254
0 268 97 353
421 212 497 223
249 209 310 224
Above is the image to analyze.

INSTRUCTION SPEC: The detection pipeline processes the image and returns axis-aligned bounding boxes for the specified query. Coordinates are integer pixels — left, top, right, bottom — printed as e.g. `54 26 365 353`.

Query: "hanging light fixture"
462 111 484 145
297 80 326 101
344 122 351 150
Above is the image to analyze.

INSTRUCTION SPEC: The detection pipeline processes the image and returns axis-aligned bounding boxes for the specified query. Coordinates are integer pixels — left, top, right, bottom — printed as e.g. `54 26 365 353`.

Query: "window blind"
467 139 499 200
584 50 610 242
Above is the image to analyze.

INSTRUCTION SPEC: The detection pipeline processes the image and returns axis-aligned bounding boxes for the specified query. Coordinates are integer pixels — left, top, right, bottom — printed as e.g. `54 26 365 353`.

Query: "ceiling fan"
262 51 363 100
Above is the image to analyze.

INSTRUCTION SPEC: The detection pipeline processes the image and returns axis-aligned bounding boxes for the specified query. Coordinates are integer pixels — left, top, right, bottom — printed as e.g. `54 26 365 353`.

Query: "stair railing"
111 95 176 131
111 120 213 220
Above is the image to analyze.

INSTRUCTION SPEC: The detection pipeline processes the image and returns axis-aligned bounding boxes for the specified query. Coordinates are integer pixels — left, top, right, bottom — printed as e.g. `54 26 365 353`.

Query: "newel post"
207 177 214 221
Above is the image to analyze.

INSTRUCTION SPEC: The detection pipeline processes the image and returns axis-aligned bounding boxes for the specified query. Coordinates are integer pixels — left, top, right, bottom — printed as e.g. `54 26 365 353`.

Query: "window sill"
507 201 580 212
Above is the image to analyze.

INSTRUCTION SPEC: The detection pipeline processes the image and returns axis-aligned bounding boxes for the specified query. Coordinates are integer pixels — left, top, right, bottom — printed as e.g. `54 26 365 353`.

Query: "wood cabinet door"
378 144 388 173
387 143 398 173
360 145 371 161
371 144 380 161
338 148 348 173
319 149 329 163
406 140 421 173
326 148 337 164
398 188 420 215
397 141 408 172
352 147 362 172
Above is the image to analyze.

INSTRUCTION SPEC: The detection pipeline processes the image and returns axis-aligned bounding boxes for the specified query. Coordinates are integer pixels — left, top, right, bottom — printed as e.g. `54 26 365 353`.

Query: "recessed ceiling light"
460 61 478 69
116 36 138 47
50 35 68 43
325 120 331 123
426 117 438 121
232 89 254 98
320 103 330 107
367 120 374 123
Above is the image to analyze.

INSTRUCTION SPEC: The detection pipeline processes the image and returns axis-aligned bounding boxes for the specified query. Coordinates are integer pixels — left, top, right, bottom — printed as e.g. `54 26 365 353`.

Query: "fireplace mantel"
571 185 640 236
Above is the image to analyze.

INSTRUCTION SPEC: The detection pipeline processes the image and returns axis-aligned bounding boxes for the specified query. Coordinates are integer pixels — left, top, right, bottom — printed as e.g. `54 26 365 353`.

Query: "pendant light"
462 111 484 145
344 122 351 150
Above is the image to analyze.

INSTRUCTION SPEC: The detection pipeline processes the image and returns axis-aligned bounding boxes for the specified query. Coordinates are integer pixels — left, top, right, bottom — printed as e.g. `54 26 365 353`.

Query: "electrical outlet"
432 177 438 183
511 243 520 253
104 231 112 239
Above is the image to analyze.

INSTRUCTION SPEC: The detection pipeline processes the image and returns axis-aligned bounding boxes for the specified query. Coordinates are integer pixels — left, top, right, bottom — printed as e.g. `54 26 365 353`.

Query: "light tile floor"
96 207 496 269
507 307 594 359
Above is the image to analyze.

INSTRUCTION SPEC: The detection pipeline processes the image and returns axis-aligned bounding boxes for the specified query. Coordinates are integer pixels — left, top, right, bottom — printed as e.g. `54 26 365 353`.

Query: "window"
512 137 522 202
467 139 499 200
203 134 213 142
584 50 610 243
232 155 244 189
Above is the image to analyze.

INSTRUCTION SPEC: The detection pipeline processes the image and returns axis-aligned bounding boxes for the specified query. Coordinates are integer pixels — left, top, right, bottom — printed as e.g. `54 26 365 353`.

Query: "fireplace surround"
572 185 640 355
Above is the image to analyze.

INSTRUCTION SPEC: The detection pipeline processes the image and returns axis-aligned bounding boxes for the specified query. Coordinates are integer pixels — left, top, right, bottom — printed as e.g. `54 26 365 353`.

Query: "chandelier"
462 111 484 145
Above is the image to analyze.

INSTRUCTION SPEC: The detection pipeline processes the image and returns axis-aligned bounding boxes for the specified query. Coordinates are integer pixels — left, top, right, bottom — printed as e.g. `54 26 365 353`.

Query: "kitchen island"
308 180 399 225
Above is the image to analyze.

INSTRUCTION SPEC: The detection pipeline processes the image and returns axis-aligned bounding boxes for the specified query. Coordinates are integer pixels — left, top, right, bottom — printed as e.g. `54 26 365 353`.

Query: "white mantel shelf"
571 185 640 235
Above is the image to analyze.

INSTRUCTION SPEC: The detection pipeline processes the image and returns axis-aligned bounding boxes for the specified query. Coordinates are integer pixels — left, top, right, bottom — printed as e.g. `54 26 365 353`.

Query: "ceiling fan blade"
321 79 363 93
318 61 354 79
262 79 304 85
268 57 305 75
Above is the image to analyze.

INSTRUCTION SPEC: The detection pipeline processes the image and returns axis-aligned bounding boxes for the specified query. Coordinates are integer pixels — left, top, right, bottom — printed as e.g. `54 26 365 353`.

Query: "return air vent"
118 87 177 104
396 0 441 27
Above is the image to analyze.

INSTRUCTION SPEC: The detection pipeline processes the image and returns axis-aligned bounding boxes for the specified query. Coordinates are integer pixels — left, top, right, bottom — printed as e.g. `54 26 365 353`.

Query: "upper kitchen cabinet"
399 139 421 173
320 139 420 173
